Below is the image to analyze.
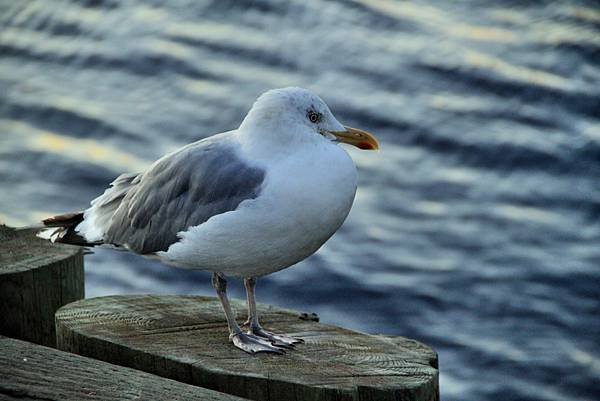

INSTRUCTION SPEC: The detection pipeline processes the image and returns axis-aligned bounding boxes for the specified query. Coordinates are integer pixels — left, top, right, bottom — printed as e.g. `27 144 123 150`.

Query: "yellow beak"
329 126 379 150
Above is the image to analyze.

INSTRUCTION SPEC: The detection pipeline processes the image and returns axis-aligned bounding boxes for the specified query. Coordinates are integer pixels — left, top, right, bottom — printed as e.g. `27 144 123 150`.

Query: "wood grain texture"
0 225 84 347
56 295 439 401
0 335 248 401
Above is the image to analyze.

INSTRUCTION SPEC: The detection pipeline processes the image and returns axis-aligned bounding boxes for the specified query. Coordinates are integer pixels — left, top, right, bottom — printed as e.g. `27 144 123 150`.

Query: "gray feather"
89 172 140 234
102 137 265 254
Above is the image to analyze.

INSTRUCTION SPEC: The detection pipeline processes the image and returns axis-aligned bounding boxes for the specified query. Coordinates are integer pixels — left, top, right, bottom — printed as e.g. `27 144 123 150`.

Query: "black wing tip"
40 211 103 247
42 212 84 227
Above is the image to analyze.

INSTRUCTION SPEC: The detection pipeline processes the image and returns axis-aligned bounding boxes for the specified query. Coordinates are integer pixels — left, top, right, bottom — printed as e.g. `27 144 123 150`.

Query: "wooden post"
0 335 248 400
56 295 439 401
0 225 84 347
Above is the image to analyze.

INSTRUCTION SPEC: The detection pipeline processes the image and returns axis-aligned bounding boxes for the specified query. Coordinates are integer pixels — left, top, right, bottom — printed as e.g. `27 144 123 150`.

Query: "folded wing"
76 136 265 254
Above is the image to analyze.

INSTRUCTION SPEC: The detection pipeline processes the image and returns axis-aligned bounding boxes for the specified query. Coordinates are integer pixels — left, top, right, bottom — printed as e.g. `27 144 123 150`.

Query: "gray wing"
101 137 265 254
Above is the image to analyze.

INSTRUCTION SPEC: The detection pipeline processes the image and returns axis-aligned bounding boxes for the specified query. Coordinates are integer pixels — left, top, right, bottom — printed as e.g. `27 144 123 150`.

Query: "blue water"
1 1 599 399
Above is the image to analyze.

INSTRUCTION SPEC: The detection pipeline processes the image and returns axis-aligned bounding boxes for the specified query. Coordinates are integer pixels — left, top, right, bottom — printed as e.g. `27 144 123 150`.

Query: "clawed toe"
231 332 286 354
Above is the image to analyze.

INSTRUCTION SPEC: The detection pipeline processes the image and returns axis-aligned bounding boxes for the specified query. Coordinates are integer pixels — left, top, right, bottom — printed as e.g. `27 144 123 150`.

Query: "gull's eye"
307 111 322 124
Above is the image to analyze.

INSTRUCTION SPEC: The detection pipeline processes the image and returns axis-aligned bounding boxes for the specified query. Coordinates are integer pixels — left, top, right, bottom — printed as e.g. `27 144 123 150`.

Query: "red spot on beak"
357 142 375 150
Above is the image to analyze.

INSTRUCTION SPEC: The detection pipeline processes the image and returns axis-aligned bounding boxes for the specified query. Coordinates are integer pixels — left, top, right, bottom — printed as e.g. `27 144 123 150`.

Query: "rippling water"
1 1 599 400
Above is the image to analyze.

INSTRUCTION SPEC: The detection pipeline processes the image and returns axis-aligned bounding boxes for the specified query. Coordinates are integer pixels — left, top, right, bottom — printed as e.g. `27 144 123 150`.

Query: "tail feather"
38 211 102 246
38 172 140 248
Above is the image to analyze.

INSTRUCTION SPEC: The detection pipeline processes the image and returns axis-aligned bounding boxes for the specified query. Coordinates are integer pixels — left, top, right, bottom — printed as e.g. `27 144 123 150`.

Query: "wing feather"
85 136 265 254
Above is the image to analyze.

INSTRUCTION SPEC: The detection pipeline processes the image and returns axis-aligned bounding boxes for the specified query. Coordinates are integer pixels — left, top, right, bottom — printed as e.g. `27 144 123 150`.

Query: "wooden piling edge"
0 225 84 347
56 295 439 401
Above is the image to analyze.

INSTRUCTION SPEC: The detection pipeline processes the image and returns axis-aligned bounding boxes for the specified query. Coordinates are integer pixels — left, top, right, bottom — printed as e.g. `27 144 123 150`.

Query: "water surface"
1 1 599 400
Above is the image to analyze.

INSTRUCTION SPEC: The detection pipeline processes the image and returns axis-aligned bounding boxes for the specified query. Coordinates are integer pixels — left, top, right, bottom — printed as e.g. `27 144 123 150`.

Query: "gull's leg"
211 272 285 354
244 277 304 347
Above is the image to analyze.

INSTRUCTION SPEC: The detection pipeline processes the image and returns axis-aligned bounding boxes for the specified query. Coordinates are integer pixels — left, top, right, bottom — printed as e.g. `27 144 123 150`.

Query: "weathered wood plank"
0 335 248 401
0 225 84 347
56 295 439 401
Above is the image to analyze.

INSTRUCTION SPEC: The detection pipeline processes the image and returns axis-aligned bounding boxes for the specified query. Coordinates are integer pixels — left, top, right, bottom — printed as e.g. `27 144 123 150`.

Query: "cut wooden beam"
0 335 248 400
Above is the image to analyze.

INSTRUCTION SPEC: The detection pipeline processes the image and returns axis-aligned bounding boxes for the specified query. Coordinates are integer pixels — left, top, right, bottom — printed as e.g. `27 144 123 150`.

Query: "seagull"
40 87 379 354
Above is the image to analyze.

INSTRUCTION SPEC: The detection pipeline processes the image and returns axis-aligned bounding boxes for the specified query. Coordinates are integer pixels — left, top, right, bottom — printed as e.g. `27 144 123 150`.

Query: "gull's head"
240 87 379 151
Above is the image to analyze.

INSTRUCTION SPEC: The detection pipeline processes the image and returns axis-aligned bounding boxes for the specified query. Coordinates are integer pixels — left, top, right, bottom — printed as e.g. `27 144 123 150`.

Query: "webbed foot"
231 332 286 354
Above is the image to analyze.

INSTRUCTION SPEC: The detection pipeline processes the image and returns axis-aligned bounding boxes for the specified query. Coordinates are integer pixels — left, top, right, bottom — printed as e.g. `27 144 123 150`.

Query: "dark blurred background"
1 1 599 400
